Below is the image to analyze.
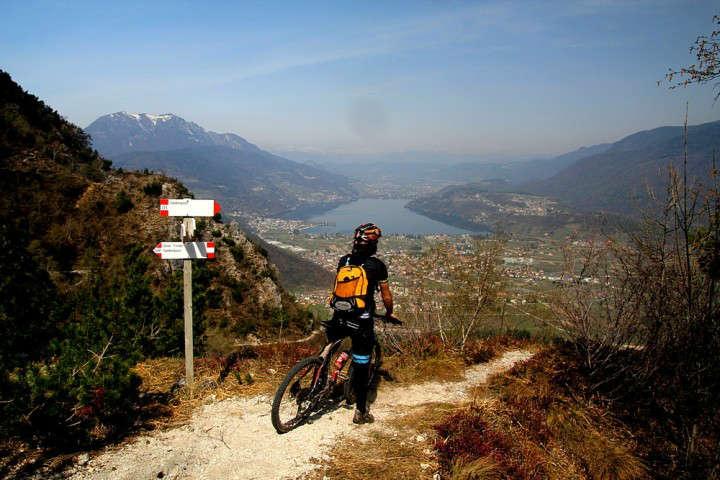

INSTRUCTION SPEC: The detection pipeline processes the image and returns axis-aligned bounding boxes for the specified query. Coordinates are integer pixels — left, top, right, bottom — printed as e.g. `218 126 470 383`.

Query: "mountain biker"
326 222 397 425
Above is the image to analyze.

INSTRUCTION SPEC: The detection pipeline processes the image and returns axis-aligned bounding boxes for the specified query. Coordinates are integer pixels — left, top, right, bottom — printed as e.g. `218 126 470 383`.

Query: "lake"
306 198 475 235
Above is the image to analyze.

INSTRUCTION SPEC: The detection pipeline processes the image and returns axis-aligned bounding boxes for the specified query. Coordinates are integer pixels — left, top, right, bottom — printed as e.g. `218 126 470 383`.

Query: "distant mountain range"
279 144 613 196
85 113 357 217
523 120 720 215
408 120 720 234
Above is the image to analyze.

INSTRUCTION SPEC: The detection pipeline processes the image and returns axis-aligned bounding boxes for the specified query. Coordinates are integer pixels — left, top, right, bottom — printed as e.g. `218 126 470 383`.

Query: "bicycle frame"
272 318 396 432
310 339 345 394
313 316 389 394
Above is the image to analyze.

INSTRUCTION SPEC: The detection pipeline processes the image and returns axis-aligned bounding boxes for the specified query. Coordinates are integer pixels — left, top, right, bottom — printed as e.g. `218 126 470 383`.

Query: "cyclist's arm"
379 280 393 316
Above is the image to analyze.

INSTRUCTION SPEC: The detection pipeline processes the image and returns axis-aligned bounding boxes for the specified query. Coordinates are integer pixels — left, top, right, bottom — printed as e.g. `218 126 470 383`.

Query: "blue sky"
2 0 719 156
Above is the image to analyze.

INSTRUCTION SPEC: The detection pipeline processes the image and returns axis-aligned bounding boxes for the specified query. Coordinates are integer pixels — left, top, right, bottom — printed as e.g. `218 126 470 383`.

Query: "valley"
241 207 568 341
3 5 720 476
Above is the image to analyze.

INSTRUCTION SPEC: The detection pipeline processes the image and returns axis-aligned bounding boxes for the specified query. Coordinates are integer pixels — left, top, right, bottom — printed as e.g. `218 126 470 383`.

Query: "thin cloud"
205 2 516 86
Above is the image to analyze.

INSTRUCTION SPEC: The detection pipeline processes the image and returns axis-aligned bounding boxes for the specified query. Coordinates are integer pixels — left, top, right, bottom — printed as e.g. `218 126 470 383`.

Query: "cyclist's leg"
350 314 376 415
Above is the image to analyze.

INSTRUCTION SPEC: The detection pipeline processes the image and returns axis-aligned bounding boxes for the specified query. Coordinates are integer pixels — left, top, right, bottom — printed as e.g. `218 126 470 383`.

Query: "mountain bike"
271 314 401 434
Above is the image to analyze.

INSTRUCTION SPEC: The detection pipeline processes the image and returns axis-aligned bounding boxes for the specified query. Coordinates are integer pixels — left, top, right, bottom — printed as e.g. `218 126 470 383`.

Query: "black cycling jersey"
336 254 388 313
328 253 388 416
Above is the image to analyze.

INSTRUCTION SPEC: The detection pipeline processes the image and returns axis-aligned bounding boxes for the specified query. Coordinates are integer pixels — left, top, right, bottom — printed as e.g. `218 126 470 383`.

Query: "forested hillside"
524 120 720 214
0 70 314 447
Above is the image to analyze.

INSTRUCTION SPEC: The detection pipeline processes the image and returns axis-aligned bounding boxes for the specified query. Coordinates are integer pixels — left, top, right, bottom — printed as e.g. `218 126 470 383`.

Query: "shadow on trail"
306 365 396 427
366 366 395 407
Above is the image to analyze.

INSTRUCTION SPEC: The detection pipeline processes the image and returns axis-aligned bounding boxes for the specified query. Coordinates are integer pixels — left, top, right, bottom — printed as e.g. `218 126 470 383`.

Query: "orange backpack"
330 261 369 314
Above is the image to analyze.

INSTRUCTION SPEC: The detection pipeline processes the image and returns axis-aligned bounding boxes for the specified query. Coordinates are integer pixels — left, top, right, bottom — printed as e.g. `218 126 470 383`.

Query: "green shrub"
206 288 223 309
142 181 162 197
18 317 142 444
114 190 133 213
230 244 245 264
233 317 257 337
229 279 249 303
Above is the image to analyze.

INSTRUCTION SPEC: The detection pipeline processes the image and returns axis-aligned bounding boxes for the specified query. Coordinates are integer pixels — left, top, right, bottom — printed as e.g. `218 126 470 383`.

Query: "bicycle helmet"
352 222 381 255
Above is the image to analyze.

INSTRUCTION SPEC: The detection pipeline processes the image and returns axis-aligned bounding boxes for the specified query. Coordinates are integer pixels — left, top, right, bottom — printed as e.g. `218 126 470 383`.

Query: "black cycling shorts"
325 313 375 364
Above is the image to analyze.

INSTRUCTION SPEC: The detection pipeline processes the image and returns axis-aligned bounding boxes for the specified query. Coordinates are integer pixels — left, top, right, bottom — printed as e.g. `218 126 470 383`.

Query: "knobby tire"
271 356 324 434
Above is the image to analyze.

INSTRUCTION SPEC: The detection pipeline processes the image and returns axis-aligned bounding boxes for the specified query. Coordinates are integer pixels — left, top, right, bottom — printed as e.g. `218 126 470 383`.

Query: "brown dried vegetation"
547 133 720 477
311 402 455 480
435 347 648 480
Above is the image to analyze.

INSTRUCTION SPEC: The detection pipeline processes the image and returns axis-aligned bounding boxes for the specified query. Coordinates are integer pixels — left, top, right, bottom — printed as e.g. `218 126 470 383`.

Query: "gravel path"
66 350 532 480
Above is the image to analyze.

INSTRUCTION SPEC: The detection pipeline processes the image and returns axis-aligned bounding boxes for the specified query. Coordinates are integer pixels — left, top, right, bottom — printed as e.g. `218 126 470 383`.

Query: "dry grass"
379 333 533 386
392 401 458 431
434 402 550 479
311 403 454 480
450 456 503 480
135 347 473 429
383 354 466 384
435 346 648 480
134 343 320 427
547 406 646 480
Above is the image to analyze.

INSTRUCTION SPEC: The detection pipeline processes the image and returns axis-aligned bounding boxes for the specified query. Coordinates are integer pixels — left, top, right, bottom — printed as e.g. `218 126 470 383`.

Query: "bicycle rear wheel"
271 356 324 433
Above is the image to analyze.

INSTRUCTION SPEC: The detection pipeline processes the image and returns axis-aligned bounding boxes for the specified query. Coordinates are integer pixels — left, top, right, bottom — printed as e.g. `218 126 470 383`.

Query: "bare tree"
551 118 720 466
665 14 720 100
549 238 644 386
393 239 504 352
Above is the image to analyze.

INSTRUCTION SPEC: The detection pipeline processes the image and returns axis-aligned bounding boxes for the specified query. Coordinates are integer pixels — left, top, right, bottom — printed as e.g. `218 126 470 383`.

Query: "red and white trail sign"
153 242 216 260
160 198 221 217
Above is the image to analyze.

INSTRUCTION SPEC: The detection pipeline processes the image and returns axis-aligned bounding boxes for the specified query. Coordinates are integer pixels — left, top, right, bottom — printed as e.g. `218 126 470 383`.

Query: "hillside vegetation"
0 70 314 448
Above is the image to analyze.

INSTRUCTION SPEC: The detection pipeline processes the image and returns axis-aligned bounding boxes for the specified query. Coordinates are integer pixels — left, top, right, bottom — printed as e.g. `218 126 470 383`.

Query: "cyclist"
326 222 397 424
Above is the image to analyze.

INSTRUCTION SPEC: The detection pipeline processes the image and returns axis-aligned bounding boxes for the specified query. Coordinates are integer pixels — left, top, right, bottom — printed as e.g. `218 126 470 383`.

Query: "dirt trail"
66 350 532 480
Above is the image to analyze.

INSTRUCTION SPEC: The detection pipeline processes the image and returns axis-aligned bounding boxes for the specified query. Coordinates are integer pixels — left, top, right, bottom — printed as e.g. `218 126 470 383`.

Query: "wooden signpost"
155 198 221 389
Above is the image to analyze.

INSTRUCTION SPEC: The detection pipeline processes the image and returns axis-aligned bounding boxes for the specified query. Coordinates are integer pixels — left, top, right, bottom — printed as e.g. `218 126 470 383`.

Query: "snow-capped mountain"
84 112 357 217
85 112 260 157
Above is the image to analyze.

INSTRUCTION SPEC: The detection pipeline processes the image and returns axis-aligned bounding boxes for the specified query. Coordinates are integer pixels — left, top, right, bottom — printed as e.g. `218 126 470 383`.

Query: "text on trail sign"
153 242 216 260
160 198 221 217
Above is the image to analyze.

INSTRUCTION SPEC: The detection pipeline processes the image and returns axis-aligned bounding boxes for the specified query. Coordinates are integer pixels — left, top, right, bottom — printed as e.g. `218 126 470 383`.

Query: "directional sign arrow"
160 198 221 217
153 242 216 260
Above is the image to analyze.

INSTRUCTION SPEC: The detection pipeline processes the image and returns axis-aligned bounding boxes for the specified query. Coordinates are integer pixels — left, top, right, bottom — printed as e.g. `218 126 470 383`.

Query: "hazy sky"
2 0 719 156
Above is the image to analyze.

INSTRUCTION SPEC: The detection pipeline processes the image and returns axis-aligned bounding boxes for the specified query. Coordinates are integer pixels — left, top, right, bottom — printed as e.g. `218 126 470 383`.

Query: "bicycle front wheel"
271 356 323 433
